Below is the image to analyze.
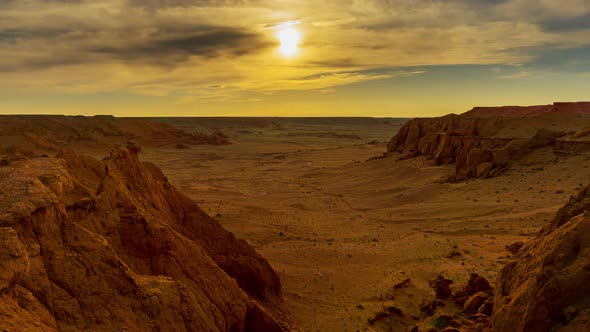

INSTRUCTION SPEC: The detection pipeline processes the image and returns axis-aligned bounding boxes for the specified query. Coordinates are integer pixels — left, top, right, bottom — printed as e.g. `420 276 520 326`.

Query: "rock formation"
492 183 590 332
465 102 590 116
0 144 289 331
387 102 590 181
428 275 453 300
0 115 230 155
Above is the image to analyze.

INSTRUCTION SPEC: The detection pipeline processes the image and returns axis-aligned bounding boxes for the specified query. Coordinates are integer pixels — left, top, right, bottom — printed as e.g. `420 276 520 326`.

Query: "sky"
0 0 589 117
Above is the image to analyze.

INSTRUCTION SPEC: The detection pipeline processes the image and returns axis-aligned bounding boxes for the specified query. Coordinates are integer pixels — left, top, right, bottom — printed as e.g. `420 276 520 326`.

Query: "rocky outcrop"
464 292 490 315
387 106 590 181
428 275 453 300
492 183 590 332
386 115 517 180
409 273 495 331
0 144 289 331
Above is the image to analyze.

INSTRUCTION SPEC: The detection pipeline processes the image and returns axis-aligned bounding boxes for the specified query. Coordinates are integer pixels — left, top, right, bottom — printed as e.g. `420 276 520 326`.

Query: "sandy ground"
141 120 590 331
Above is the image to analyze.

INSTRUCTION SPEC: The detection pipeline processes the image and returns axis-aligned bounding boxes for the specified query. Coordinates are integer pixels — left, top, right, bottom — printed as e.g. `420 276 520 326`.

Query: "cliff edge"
0 144 289 331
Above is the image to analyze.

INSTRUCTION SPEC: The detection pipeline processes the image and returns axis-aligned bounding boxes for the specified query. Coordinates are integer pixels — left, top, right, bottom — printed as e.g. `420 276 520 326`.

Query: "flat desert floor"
140 119 590 331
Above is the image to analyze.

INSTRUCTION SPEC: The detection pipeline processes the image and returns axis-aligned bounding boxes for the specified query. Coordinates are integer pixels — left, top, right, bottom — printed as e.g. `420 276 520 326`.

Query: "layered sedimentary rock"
0 144 289 331
0 115 229 154
493 183 590 331
387 103 590 180
465 101 590 116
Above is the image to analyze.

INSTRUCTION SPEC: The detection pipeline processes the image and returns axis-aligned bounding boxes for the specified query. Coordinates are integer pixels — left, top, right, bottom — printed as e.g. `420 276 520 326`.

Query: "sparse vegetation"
431 316 446 329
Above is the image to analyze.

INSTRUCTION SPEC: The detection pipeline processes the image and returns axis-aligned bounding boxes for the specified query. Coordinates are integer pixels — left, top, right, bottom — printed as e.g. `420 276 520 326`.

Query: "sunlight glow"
277 27 301 57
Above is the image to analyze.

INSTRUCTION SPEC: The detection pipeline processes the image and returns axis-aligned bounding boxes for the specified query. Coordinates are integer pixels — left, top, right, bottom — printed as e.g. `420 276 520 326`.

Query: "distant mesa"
464 101 590 116
0 115 230 156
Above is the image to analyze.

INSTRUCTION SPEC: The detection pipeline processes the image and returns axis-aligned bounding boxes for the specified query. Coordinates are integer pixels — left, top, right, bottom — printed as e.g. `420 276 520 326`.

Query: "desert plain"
2 105 590 331
142 113 590 331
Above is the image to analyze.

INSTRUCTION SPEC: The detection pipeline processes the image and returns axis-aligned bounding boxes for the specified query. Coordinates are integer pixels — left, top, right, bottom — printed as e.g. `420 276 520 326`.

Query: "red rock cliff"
0 144 289 331
465 102 590 116
387 114 516 180
492 183 590 331
387 105 590 181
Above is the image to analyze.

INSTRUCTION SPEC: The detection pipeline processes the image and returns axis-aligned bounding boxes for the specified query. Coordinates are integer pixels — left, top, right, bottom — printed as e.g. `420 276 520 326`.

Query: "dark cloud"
304 58 361 68
0 0 92 8
0 27 76 43
0 0 274 72
540 14 590 32
531 45 590 70
504 44 590 72
356 0 509 31
126 0 253 10
0 24 271 71
90 28 271 63
0 0 18 8
364 0 509 13
0 0 252 11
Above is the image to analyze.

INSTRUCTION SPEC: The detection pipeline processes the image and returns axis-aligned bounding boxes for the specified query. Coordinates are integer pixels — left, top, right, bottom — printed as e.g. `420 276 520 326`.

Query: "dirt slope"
0 143 289 331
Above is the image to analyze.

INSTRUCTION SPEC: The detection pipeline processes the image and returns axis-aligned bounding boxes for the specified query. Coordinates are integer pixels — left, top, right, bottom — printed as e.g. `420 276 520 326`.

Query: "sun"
277 27 301 57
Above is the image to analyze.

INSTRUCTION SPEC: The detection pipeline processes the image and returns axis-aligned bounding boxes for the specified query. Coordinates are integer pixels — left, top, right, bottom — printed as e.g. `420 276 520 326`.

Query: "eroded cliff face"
386 115 508 180
492 183 590 332
0 115 230 155
0 144 289 331
465 102 590 116
387 109 590 181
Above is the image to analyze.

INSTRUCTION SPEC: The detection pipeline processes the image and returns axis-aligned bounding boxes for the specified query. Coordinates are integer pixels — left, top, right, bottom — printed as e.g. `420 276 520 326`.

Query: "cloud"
261 20 302 31
1 0 590 108
126 0 254 10
90 28 272 64
539 13 590 32
496 0 590 20
497 71 531 80
247 69 425 92
0 10 272 71
312 17 356 28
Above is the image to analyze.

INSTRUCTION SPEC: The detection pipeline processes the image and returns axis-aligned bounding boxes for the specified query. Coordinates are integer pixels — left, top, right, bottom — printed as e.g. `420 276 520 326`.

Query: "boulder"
464 292 490 315
476 162 494 178
478 299 494 316
464 273 492 295
420 299 444 317
505 241 524 254
428 275 453 300
452 289 469 305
